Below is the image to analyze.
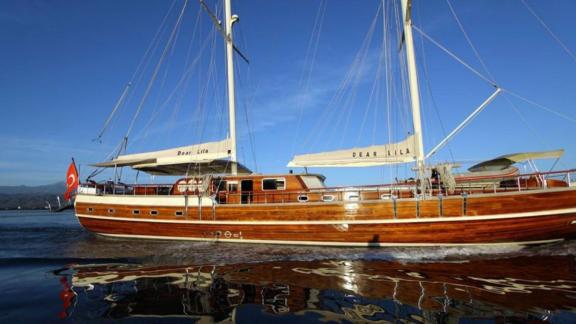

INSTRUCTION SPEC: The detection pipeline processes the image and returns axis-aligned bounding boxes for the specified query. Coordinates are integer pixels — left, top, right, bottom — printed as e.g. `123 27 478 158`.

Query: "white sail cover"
91 138 253 175
288 135 418 168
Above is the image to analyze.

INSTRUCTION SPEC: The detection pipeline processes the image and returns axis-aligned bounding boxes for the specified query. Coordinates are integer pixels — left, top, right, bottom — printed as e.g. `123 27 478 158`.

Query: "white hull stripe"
75 194 214 207
76 207 576 225
97 233 563 247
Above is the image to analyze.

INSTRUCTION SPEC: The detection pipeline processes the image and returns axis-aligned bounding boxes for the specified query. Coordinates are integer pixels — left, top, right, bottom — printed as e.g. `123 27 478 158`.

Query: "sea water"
1 210 575 323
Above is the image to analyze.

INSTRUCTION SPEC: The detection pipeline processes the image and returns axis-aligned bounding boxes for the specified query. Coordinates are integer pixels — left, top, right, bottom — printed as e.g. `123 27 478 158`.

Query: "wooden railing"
78 169 576 204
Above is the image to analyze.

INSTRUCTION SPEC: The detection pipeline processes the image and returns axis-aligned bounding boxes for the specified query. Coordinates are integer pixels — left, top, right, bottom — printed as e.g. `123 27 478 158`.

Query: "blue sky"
1 0 576 186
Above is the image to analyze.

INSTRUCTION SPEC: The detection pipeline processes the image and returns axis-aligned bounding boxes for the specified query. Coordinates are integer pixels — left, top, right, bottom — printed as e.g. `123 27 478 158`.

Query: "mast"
224 0 238 173
400 0 425 179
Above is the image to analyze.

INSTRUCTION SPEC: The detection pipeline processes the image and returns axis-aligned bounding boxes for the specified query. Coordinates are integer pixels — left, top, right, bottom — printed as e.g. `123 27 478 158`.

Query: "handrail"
78 169 576 200
82 169 576 190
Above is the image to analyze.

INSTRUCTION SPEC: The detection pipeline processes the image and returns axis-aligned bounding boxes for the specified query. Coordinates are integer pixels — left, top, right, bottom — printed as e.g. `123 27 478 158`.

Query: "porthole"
132 209 140 215
150 210 158 216
86 207 94 213
297 195 309 203
344 191 360 201
175 211 184 217
380 194 391 200
107 208 115 214
322 195 335 202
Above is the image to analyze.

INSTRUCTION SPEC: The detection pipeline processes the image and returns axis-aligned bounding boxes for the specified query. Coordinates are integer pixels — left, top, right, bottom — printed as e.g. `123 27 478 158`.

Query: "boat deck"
77 169 576 205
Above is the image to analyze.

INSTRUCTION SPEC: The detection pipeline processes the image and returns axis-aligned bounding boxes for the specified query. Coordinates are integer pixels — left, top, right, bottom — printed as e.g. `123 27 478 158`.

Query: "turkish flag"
64 160 79 200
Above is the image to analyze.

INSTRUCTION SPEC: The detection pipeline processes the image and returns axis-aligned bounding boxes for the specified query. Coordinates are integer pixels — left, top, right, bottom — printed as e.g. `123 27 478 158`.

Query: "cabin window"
107 208 115 214
86 207 94 213
132 209 140 215
262 178 286 190
213 180 227 192
297 195 309 202
301 175 326 189
228 181 238 192
150 210 158 216
322 195 335 202
175 210 184 217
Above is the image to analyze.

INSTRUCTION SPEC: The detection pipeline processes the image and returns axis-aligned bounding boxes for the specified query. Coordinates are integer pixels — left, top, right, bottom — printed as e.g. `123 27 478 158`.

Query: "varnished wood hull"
74 188 576 246
77 212 576 246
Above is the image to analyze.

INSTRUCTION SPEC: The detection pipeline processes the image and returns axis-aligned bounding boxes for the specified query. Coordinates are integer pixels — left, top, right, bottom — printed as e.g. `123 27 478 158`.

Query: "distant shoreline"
0 182 67 210
0 208 55 211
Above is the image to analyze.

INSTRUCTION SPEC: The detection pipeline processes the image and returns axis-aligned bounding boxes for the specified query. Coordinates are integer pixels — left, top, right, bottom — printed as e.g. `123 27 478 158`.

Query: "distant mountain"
0 182 67 210
0 182 66 195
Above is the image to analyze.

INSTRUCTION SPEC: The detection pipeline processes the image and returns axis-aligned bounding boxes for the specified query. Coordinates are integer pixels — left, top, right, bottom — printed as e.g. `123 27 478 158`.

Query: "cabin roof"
92 159 252 176
213 173 326 181
468 149 564 172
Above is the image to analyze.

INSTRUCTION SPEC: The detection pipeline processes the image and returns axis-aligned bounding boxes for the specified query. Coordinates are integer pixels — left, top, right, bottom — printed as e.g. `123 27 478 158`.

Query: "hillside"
0 182 66 195
0 182 67 210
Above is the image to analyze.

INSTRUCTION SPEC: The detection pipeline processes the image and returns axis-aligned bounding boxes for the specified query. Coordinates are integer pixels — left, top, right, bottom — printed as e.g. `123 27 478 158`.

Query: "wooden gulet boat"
74 0 576 247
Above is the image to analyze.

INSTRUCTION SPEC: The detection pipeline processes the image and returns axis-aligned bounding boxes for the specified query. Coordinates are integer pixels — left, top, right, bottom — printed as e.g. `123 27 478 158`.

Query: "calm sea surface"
1 210 575 323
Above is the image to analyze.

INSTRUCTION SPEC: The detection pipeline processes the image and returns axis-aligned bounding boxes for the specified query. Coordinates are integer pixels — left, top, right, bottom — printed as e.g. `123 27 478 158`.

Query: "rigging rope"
439 0 573 171
336 2 381 147
163 6 205 144
300 1 383 150
445 0 497 84
233 14 259 172
442 0 572 169
140 7 187 143
135 10 212 142
125 0 189 142
94 0 178 143
503 89 576 124
86 138 128 180
355 0 387 146
501 94 569 170
416 1 455 164
412 25 497 88
520 0 576 65
291 0 327 156
235 56 259 173
356 28 384 145
129 1 179 93
94 83 131 142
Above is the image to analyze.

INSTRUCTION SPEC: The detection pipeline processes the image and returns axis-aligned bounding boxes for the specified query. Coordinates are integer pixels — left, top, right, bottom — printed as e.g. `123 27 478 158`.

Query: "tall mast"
400 0 425 176
224 0 238 173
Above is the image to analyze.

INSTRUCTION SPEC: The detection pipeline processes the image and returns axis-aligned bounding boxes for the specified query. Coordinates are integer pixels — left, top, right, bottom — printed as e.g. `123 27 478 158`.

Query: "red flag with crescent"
64 160 79 200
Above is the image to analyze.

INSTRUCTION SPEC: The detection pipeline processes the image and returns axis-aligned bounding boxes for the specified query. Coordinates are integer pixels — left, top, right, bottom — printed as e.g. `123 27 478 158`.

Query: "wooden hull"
74 188 576 246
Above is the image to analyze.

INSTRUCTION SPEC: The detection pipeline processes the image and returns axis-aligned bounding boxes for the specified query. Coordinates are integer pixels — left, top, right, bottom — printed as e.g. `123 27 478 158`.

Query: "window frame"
227 181 239 192
261 177 286 191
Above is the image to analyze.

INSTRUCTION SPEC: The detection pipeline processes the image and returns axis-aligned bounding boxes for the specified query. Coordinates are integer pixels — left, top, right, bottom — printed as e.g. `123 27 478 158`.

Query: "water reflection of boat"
58 255 576 322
